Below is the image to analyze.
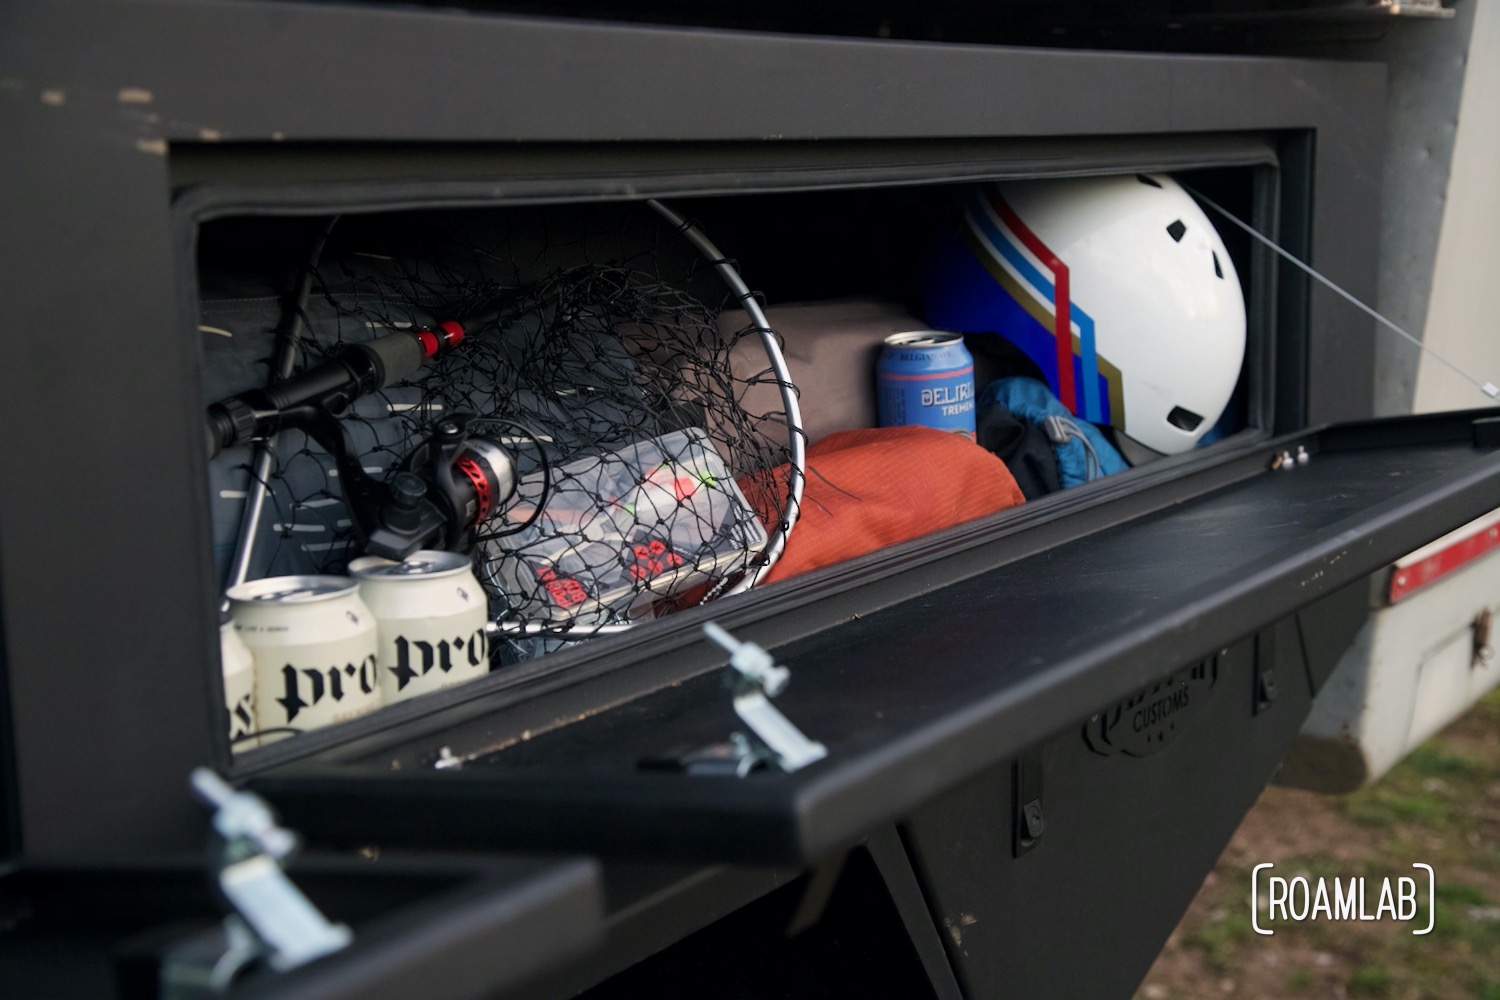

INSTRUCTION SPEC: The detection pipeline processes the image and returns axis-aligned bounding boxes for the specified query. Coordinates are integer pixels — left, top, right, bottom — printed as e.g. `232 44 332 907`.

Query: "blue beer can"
876 331 976 439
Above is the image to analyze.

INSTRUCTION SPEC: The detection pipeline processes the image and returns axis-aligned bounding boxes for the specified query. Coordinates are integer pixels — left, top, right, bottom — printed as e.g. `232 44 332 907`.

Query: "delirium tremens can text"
876 331 977 439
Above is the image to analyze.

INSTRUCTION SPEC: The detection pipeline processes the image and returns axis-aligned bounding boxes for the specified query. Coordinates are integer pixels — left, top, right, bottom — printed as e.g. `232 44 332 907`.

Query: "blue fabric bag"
978 377 1129 489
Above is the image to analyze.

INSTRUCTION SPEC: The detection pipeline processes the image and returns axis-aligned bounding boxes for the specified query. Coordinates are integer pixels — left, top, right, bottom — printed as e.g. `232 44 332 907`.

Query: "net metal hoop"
484 198 806 638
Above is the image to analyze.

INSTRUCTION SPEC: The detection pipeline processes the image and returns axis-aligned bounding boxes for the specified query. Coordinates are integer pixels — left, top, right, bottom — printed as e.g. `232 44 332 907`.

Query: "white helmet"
924 173 1246 455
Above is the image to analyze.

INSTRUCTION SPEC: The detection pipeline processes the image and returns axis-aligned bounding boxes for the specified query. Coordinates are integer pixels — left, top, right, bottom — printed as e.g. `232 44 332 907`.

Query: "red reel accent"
438 319 465 348
455 455 494 524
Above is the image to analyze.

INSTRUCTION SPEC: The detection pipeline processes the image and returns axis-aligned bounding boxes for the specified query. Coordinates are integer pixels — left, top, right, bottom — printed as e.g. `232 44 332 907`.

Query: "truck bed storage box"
190 169 1277 764
209 175 1499 978
6 7 1496 997
181 162 1493 824
195 173 1500 999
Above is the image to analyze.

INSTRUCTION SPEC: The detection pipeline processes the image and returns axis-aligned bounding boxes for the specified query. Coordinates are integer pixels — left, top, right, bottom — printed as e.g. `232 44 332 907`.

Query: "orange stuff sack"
750 425 1025 585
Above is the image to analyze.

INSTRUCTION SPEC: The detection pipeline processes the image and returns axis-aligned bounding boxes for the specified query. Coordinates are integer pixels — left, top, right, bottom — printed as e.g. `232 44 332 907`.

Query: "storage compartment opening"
193 166 1266 760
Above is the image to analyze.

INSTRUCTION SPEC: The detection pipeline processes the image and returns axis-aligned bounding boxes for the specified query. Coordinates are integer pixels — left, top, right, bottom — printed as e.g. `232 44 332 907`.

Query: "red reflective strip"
880 365 975 381
1388 518 1500 604
987 189 1076 414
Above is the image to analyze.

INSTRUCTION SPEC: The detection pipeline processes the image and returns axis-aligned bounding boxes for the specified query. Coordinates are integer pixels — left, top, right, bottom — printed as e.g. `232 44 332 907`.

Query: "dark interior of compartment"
196 169 1258 405
678 169 1259 444
196 168 1259 674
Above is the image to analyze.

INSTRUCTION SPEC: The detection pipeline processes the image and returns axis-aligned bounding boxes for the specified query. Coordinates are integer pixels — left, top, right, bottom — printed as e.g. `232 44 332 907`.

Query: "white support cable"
1185 186 1500 401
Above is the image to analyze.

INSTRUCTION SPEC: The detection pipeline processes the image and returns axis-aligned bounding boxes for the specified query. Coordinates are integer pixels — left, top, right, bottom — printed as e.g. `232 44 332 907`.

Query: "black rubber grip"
361 330 427 388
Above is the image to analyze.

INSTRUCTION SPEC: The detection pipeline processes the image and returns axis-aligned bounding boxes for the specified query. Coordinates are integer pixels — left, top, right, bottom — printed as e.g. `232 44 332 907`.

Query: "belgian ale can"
227 576 381 738
876 331 976 439
220 619 257 750
348 551 490 705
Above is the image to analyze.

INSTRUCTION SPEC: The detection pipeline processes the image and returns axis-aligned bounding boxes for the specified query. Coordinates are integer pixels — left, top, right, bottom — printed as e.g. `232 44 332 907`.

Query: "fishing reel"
390 414 519 556
213 381 517 561
301 408 518 561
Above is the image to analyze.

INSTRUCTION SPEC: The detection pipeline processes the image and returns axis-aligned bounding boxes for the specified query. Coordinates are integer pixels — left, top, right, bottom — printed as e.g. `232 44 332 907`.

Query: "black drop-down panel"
257 412 1500 866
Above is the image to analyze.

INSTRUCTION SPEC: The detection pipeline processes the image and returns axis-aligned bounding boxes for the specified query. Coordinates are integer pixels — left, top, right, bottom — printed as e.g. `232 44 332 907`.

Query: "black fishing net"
202 205 800 662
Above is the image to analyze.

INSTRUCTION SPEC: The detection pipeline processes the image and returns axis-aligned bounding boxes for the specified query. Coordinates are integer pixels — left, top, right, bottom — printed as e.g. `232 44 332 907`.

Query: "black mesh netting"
202 206 799 662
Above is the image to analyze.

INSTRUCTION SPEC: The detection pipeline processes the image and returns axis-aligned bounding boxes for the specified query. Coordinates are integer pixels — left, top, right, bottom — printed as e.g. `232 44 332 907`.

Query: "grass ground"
1136 689 1500 1000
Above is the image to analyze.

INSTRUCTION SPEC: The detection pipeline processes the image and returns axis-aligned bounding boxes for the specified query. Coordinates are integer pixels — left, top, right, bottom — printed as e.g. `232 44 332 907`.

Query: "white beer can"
227 576 381 737
220 619 258 750
348 550 490 705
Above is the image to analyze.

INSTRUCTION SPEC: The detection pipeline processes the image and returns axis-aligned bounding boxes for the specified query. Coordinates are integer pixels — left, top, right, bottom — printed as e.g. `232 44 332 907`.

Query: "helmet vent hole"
1167 406 1204 432
1212 251 1224 279
1166 219 1187 242
1136 174 1164 189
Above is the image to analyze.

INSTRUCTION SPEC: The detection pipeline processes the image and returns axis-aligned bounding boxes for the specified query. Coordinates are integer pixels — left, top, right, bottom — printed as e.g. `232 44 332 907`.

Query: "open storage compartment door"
252 410 1500 864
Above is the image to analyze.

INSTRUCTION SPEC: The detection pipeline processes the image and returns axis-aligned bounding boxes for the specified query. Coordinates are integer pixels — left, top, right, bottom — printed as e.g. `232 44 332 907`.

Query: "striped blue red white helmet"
923 173 1246 455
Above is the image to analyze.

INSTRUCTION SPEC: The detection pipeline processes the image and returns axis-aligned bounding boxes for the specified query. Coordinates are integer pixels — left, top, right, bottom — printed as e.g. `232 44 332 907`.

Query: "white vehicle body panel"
1282 511 1500 791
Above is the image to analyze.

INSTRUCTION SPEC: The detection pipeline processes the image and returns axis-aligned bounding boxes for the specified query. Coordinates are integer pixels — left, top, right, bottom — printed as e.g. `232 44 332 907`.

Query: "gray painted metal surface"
1269 3 1476 415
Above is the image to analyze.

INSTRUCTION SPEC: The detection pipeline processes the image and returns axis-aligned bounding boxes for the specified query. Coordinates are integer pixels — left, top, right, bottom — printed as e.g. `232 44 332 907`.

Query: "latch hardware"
1269 446 1310 472
671 623 828 777
1473 608 1494 668
1013 750 1045 857
163 770 352 996
706 622 828 776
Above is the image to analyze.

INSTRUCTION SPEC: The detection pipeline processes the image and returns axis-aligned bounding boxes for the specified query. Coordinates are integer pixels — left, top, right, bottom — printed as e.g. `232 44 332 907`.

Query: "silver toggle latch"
185 769 353 985
703 622 828 776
